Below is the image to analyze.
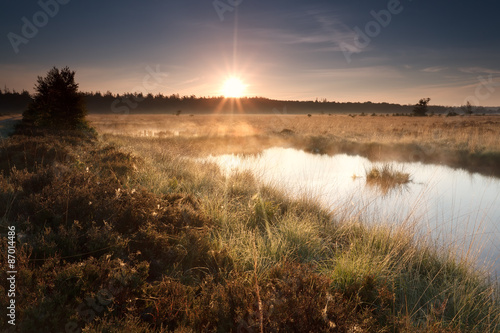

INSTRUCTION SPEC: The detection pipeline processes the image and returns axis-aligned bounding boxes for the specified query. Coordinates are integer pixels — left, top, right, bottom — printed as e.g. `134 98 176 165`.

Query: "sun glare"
221 77 247 98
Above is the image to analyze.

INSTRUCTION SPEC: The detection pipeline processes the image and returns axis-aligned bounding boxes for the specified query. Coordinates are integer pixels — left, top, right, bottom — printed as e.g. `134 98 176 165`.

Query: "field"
89 114 500 149
90 114 500 177
1 113 500 332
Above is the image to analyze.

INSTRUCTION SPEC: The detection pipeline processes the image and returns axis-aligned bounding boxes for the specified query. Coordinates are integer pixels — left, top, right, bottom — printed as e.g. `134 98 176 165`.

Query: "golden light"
221 77 247 98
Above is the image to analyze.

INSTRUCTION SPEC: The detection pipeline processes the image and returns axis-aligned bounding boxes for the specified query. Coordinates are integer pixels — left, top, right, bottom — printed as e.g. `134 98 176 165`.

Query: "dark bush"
22 67 88 130
413 98 431 117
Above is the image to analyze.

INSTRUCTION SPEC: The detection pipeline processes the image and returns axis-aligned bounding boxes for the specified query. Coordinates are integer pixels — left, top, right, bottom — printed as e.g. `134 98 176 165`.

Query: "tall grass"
2 128 498 331
105 133 500 331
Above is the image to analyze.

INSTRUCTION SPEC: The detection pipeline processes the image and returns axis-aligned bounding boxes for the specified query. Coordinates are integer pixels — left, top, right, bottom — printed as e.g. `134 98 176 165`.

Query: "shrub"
413 98 431 117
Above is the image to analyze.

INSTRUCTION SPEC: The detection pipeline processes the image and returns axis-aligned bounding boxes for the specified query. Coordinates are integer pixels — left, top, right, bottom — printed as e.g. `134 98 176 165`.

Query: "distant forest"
1 89 498 115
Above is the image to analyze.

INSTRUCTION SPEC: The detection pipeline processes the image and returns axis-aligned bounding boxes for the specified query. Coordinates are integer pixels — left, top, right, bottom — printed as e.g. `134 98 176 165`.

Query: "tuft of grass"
366 163 411 194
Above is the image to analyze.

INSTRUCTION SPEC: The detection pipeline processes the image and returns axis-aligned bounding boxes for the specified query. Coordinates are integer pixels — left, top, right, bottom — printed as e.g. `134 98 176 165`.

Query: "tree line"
1 89 453 115
2 68 497 116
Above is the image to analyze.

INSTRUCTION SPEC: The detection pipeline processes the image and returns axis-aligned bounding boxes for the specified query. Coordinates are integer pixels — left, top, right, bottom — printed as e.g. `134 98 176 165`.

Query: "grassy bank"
89 114 500 178
1 128 499 332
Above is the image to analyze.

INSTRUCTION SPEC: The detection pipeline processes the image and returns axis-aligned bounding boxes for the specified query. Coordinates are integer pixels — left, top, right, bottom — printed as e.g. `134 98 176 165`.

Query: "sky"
1 0 500 107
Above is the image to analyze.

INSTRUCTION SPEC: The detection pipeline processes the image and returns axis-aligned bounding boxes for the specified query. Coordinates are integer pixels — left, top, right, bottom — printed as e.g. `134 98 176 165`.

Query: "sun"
221 77 247 98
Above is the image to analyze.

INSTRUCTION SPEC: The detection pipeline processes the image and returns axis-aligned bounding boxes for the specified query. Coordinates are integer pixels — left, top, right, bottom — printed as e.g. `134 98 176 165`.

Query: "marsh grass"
106 133 500 331
88 114 500 150
1 129 499 332
88 114 500 178
366 163 411 194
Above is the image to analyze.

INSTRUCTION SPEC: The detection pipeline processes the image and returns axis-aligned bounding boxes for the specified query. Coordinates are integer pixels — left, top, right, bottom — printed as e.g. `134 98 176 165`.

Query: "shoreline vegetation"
87 114 500 179
365 164 412 194
1 115 500 331
4 113 500 177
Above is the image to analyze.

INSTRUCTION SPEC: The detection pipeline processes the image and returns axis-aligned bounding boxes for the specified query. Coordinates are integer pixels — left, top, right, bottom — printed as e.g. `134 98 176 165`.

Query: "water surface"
205 147 500 277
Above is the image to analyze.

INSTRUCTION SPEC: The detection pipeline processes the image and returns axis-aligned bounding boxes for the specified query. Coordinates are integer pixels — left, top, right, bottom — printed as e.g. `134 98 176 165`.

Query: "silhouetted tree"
463 101 474 116
23 67 88 129
412 98 431 117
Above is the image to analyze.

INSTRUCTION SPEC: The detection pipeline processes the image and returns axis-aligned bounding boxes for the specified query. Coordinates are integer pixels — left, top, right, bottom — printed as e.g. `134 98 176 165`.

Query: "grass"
87 114 500 152
105 133 500 331
1 118 499 332
87 113 500 178
366 163 411 194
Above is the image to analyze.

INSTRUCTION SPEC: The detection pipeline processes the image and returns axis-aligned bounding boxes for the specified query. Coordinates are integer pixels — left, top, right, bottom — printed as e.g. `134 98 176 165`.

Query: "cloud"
459 67 500 74
421 66 448 73
244 12 362 54
253 27 355 50
303 65 403 80
178 77 201 85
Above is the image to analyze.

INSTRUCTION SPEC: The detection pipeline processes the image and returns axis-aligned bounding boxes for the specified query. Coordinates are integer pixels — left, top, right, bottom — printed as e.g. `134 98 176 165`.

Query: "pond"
204 147 500 278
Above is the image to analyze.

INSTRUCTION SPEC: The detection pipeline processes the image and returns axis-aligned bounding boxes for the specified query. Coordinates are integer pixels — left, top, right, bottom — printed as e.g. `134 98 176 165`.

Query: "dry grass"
104 132 500 332
366 163 411 194
88 114 500 153
88 113 500 178
2 114 500 331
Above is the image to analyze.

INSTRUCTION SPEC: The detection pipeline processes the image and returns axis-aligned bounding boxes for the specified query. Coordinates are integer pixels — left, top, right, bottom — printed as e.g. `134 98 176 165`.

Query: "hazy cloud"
421 66 448 73
303 66 403 80
459 67 500 74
